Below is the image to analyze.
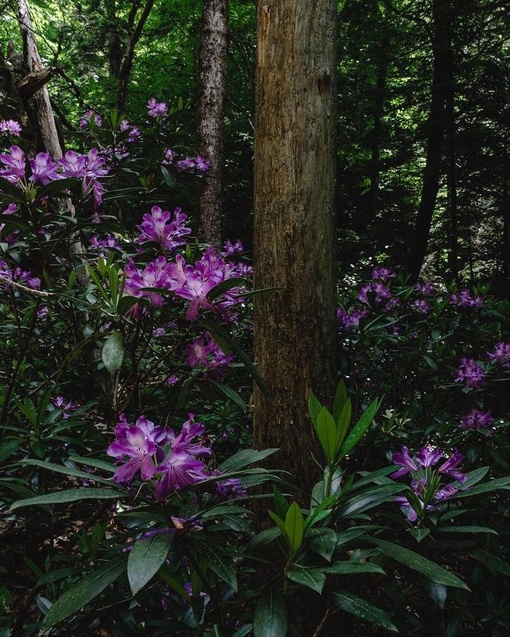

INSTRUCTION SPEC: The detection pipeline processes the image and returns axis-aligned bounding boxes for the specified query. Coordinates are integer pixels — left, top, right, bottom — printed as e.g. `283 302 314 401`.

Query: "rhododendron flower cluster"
0 119 22 136
0 260 41 290
487 341 510 367
107 414 243 501
185 332 234 380
137 205 191 251
455 358 485 388
0 145 109 207
449 289 483 308
124 237 247 322
459 408 493 432
391 445 467 522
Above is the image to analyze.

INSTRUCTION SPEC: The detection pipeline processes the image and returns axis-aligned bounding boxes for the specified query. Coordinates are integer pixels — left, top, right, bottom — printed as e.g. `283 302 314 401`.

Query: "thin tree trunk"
407 0 453 281
116 0 155 111
253 0 338 496
196 0 228 247
502 143 509 280
368 17 389 220
446 73 458 281
17 0 62 158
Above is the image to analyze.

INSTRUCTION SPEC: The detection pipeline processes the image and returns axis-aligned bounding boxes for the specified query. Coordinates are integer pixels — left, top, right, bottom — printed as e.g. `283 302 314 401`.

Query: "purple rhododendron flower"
359 281 398 310
222 239 244 256
29 152 59 184
79 110 102 129
168 414 212 458
107 415 172 483
194 155 210 172
0 261 40 290
337 307 369 331
449 289 483 308
416 445 443 468
459 409 494 432
175 157 196 171
487 341 510 366
437 449 467 482
136 206 191 251
0 145 26 182
53 396 77 420
185 333 234 379
392 444 467 523
409 299 429 314
155 451 209 498
0 120 22 136
414 281 437 295
371 266 396 281
455 358 485 388
147 97 168 117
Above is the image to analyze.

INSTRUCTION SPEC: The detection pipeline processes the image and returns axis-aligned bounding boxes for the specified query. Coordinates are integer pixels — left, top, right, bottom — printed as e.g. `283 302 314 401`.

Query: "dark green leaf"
254 587 287 637
316 407 338 464
331 591 398 632
40 557 127 631
102 331 124 373
286 565 326 594
219 448 278 473
206 277 246 301
285 502 304 556
21 459 114 486
128 534 173 595
332 379 349 423
321 562 384 575
10 487 125 510
193 541 237 592
307 528 337 562
471 550 510 577
368 538 469 590
339 398 379 458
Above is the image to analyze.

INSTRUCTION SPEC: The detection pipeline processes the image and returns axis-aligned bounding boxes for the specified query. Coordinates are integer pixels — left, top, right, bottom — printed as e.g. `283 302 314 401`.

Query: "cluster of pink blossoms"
107 414 244 501
0 145 109 208
124 206 248 321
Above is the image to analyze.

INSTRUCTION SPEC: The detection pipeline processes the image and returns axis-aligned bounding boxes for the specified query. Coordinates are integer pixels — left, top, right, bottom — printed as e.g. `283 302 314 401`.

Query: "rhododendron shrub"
337 268 510 466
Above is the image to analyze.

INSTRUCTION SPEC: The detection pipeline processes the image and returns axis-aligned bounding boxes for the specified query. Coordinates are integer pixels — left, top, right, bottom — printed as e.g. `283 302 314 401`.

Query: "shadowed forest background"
1 1 510 636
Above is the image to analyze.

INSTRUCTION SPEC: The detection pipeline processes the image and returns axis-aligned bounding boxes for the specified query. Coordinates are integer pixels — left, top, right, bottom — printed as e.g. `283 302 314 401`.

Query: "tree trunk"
17 0 62 158
446 71 458 281
116 0 155 112
253 0 338 495
407 0 453 281
196 0 228 247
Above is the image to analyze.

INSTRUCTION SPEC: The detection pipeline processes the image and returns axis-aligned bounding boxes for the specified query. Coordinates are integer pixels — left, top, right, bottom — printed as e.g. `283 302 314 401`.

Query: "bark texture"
17 0 62 158
253 0 337 494
196 0 228 247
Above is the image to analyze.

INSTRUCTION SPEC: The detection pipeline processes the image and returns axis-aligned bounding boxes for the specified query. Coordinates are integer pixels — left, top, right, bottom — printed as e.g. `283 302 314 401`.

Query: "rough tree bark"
17 0 62 158
196 0 228 247
253 0 338 495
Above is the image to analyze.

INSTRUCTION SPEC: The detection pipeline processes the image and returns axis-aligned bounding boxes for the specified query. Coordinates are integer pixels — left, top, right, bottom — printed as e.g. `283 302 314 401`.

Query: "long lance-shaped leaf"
40 557 127 631
20 459 114 486
10 487 126 511
332 379 349 423
367 538 470 590
285 502 304 558
316 407 338 464
338 398 379 459
331 591 398 633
